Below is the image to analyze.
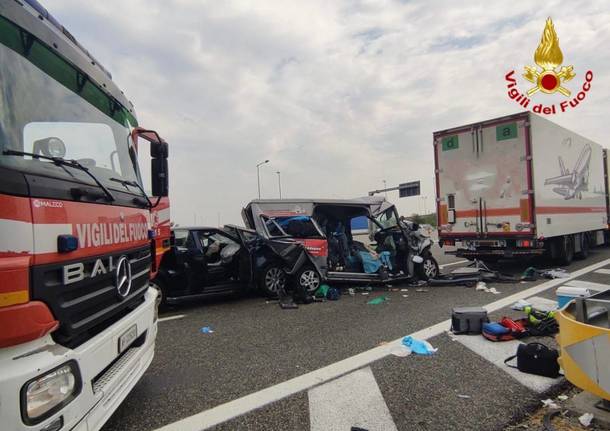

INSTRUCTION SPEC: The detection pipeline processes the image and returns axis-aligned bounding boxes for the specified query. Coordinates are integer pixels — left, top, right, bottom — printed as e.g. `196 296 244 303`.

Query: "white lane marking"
564 279 610 292
154 257 610 431
158 314 186 322
452 336 562 392
439 260 468 269
593 268 610 275
308 367 397 431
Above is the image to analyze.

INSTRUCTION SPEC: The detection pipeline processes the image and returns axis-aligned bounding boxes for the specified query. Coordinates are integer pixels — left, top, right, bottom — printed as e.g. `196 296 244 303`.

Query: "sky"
46 0 610 226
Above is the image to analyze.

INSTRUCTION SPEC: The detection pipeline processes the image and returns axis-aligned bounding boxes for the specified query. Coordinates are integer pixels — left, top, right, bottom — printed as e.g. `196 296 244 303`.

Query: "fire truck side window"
448 194 455 210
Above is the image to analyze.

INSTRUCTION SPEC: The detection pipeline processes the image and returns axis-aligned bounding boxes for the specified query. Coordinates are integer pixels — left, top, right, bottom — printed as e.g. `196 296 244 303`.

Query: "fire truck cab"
0 1 169 430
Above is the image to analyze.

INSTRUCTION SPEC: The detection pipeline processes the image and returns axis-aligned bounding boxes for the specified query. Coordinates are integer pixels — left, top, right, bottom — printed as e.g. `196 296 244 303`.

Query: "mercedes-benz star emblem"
115 255 132 298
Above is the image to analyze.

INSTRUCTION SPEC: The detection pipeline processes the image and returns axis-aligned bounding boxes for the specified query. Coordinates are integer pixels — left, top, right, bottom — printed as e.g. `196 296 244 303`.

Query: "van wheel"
296 266 321 295
576 233 590 260
556 235 574 266
416 254 439 280
259 264 287 298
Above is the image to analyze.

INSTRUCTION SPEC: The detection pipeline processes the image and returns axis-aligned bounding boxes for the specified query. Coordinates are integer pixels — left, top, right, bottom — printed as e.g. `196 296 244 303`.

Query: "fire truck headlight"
21 362 81 424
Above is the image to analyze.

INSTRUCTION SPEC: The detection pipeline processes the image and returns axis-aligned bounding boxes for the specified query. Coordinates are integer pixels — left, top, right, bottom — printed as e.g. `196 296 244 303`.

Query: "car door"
196 229 242 286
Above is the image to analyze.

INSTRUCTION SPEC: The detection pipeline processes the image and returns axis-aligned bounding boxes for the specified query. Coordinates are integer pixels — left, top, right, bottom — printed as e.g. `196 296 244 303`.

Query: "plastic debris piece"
361 292 370 296
476 281 487 291
402 294 409 298
402 336 437 355
315 284 330 298
348 288 355 296
400 288 409 292
488 287 501 295
389 345 412 357
557 395 568 401
200 326 214 334
541 399 559 409
367 295 388 305
511 299 531 311
415 288 429 293
579 412 594 427
457 394 471 399
544 269 570 279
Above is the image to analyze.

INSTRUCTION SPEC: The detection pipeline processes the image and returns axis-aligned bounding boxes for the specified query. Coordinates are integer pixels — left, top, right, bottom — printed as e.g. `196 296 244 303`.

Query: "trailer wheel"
576 233 590 260
556 235 574 266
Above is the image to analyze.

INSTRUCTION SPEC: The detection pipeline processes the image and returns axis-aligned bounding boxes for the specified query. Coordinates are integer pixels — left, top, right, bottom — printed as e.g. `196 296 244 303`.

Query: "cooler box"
556 286 591 308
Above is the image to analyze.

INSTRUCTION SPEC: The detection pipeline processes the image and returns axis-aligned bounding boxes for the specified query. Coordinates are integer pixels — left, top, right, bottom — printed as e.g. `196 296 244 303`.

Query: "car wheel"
416 254 439 280
296 266 321 295
150 278 168 309
259 265 287 297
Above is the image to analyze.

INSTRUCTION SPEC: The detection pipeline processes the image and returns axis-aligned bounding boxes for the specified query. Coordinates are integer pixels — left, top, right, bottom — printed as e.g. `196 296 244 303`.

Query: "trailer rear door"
435 114 533 238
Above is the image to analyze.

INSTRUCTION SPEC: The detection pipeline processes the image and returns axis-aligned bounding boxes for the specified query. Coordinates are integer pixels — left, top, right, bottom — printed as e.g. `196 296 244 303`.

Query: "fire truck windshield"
0 24 141 198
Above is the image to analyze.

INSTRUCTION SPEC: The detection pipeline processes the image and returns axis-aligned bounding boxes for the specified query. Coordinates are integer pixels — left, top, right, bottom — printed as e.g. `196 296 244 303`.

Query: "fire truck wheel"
259 264 287 298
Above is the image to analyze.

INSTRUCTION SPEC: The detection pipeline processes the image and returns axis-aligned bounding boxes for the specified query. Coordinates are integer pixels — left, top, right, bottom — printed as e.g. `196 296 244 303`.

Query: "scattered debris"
579 412 594 427
475 281 487 291
367 295 388 305
544 268 570 279
557 394 569 401
314 284 330 298
402 336 437 355
511 299 531 310
402 294 409 298
389 345 412 357
400 288 409 292
361 292 370 296
416 288 429 292
348 288 355 296
457 394 471 399
541 399 559 409
200 326 214 334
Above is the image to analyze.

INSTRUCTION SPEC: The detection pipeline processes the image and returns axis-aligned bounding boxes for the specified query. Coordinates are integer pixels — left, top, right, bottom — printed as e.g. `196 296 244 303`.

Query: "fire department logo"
504 17 593 115
523 18 575 97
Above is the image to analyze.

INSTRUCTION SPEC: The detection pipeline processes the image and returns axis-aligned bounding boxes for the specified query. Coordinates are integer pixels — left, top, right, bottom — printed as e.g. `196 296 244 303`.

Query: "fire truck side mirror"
151 140 168 159
151 157 168 197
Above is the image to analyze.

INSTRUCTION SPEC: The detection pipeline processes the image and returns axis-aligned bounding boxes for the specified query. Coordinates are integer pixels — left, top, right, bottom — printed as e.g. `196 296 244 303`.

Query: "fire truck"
0 1 170 430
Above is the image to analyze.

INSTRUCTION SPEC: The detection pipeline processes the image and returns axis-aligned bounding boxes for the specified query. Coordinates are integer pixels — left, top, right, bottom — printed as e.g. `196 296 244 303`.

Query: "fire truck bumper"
0 287 158 431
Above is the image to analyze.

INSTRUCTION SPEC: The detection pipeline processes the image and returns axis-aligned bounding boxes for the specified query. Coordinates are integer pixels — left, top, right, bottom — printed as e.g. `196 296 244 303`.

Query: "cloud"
47 0 610 224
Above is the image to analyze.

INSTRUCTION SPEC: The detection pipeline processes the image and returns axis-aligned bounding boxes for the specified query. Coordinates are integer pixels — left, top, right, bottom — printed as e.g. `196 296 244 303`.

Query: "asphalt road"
101 246 610 431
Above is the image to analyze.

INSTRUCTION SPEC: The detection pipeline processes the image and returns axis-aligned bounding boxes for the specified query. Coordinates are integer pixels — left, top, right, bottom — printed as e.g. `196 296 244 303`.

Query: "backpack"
451 307 489 334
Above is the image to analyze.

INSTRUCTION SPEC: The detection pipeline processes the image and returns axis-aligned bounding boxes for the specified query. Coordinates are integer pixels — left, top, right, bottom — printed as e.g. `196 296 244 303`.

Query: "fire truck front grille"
31 246 151 348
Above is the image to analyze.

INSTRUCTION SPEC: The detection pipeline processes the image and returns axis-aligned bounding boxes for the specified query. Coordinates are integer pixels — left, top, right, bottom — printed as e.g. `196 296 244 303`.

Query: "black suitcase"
451 307 489 334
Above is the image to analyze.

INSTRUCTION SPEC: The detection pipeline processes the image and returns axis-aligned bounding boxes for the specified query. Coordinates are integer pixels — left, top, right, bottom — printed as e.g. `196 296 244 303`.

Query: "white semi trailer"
434 112 608 264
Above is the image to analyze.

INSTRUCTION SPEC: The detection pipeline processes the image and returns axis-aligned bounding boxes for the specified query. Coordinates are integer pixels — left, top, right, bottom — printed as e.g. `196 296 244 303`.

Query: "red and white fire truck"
0 1 170 430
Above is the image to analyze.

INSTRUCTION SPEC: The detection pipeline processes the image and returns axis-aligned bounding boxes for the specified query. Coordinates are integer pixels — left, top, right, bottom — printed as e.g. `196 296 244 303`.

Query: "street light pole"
256 159 269 199
276 171 282 199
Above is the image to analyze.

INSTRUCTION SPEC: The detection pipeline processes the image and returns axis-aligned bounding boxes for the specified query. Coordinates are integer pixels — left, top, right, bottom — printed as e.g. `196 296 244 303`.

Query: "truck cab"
0 2 168 430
